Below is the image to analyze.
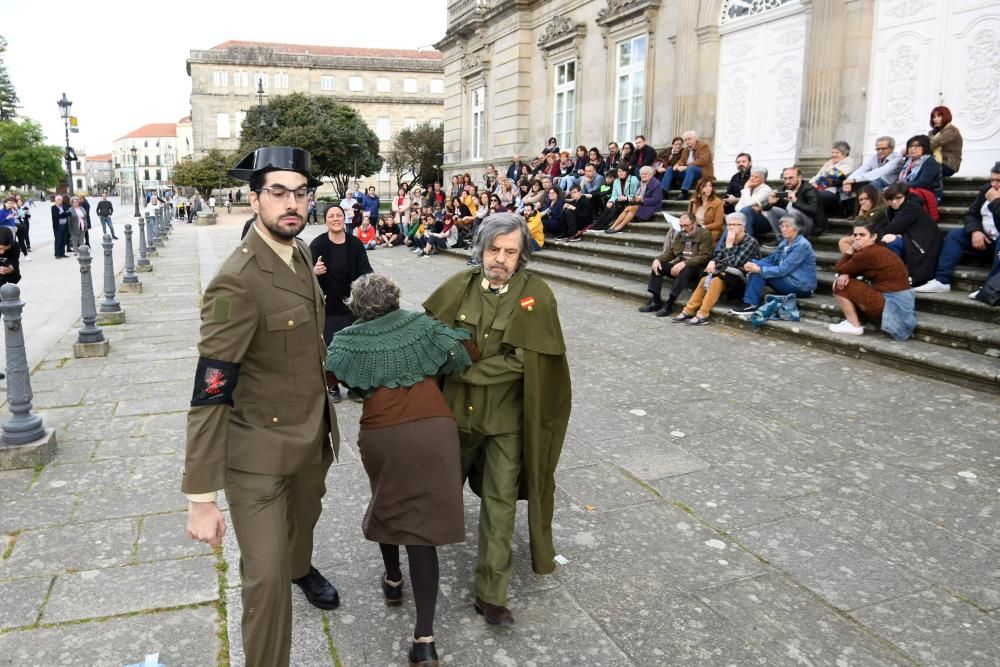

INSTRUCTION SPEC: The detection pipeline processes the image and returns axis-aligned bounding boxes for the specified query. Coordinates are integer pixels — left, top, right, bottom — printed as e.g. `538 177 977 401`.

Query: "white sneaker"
915 279 950 293
828 320 864 335
969 290 980 300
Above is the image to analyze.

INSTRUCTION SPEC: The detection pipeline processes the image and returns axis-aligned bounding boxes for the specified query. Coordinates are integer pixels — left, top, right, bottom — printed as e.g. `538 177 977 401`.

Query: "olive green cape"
424 267 572 575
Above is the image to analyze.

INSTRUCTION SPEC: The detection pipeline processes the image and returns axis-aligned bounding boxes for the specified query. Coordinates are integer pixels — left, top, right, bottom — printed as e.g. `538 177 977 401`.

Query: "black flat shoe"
474 596 514 624
292 565 340 610
382 574 403 606
408 640 439 666
638 299 662 313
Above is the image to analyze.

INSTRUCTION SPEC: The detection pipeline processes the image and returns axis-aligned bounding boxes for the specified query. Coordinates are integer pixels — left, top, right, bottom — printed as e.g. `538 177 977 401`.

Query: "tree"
171 149 240 200
0 118 64 188
236 92 382 197
385 122 444 189
0 36 19 120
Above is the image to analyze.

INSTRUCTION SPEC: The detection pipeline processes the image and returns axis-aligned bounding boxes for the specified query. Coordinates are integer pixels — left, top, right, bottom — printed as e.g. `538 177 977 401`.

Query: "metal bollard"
149 213 163 248
98 233 125 325
136 219 152 271
161 207 172 237
73 245 110 358
120 223 143 292
145 215 159 256
0 284 57 467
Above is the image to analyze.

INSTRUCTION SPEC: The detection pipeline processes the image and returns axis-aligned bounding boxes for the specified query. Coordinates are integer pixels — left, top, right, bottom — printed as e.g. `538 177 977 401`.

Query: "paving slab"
605 433 711 481
0 490 78 534
43 556 218 623
850 588 1000 666
70 485 186 524
556 462 661 511
1 517 138 580
136 512 214 562
0 576 50 630
0 606 219 667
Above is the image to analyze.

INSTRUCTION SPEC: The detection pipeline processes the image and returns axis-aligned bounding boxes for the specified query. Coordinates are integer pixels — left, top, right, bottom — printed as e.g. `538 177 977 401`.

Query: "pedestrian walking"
96 193 117 240
51 195 70 258
183 146 341 667
188 194 202 223
68 196 89 253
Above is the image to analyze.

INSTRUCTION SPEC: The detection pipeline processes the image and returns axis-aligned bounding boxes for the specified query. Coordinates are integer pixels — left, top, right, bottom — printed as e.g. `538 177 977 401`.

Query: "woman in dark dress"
326 274 472 667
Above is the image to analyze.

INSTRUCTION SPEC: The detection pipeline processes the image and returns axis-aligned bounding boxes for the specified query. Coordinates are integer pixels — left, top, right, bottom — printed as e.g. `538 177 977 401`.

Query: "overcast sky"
3 0 448 156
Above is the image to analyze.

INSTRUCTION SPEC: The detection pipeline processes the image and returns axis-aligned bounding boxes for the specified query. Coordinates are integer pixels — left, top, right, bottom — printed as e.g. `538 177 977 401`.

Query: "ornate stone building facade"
437 0 1000 180
186 41 445 190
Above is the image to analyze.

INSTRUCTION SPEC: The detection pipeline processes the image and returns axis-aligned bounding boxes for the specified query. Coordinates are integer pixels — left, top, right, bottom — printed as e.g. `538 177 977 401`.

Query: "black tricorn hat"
228 146 323 188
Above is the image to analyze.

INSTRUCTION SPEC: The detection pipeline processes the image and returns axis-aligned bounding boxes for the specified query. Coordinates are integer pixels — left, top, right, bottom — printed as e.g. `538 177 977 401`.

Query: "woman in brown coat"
829 221 911 335
326 273 473 667
929 105 963 177
689 177 725 244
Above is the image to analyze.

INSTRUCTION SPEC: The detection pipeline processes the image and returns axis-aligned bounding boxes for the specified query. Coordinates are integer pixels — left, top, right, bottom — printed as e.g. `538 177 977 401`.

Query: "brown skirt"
357 416 465 546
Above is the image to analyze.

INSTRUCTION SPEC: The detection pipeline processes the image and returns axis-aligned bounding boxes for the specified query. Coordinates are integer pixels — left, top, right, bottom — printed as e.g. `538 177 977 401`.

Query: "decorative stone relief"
771 66 801 150
884 0 932 21
724 75 750 151
883 44 919 130
720 0 793 26
596 0 660 28
537 15 586 52
963 28 1000 127
780 27 805 46
461 45 492 78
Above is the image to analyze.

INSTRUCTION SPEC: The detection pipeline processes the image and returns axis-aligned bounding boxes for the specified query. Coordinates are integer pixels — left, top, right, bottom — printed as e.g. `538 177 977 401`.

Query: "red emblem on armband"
205 368 226 395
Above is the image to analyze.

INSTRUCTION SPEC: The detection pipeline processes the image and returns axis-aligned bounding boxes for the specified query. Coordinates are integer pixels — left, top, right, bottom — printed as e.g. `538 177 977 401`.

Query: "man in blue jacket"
731 215 816 315
359 186 380 222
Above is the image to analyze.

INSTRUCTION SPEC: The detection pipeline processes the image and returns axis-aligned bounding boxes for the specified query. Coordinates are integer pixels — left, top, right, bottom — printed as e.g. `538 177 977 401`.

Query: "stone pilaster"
669 0 702 136
798 0 849 168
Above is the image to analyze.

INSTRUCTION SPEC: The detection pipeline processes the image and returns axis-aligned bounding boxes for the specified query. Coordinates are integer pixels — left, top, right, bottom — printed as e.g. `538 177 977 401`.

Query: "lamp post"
350 144 361 188
57 93 74 196
254 79 278 147
130 147 140 218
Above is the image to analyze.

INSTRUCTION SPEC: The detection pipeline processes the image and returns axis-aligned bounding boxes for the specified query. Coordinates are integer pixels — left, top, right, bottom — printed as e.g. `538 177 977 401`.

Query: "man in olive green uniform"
424 213 572 625
183 146 340 667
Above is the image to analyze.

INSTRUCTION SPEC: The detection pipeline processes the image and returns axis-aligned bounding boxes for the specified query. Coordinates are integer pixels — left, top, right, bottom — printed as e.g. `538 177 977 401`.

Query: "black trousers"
647 264 703 301
562 207 589 236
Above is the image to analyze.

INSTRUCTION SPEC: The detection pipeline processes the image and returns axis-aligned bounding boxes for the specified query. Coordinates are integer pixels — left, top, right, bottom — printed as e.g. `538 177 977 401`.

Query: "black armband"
191 357 240 406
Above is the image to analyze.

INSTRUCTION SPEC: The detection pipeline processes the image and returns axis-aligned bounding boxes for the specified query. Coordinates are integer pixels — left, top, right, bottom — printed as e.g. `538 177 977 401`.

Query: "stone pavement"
0 215 998 666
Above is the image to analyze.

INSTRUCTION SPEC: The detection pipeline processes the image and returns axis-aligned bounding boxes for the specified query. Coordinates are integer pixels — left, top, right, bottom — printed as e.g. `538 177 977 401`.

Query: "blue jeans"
99 215 116 238
558 175 580 191
661 165 702 192
743 274 812 306
935 227 998 284
884 237 905 257
740 206 769 238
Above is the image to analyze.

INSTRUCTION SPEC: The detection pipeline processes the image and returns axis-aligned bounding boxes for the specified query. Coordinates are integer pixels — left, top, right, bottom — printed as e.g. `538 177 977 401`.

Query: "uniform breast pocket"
265 303 313 355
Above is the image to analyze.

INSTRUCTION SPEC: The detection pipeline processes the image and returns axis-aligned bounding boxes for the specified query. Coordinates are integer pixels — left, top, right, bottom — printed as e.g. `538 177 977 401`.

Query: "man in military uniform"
183 146 340 667
424 213 572 625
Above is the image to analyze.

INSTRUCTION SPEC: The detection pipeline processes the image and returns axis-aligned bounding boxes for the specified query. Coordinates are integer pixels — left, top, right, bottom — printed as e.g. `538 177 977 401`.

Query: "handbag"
750 294 801 329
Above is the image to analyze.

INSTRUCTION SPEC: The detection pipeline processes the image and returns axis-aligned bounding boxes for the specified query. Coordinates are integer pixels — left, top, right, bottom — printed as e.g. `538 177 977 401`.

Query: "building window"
257 74 268 89
213 71 228 87
75 161 82 170
235 111 246 138
553 60 576 150
403 78 418 93
76 178 83 189
144 170 150 181
275 72 289 89
216 113 231 139
234 72 249 87
349 76 364 91
156 169 162 181
403 117 417 130
376 117 391 140
430 78 444 94
376 77 391 92
471 87 485 160
615 35 647 143
143 156 149 166
321 76 335 91
156 155 161 166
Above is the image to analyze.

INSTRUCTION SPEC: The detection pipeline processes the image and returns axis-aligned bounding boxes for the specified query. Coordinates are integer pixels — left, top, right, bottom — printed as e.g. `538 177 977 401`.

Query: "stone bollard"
195 211 217 226
162 207 172 237
98 233 126 325
0 284 57 468
149 213 163 248
136 219 153 271
120 223 143 293
73 245 110 358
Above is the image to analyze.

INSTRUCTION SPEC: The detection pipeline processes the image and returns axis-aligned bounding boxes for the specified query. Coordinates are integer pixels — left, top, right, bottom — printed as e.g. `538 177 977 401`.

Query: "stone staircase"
447 178 1000 393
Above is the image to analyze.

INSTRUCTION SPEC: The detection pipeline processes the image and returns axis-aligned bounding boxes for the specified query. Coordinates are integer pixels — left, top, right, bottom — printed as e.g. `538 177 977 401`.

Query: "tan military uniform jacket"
182 225 339 495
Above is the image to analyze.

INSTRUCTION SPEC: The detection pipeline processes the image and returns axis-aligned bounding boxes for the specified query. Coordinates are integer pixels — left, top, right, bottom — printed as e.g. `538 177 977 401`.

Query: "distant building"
186 40 446 192
112 123 183 204
85 153 113 194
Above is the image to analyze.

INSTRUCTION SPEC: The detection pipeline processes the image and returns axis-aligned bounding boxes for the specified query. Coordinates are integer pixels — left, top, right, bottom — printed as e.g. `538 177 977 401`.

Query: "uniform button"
466 405 474 412
272 417 279 423
484 333 489 338
241 248 248 254
287 320 295 327
459 314 466 321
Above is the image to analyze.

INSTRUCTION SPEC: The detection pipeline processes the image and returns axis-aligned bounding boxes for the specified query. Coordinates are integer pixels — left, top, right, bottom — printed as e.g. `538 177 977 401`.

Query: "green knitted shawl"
325 309 472 390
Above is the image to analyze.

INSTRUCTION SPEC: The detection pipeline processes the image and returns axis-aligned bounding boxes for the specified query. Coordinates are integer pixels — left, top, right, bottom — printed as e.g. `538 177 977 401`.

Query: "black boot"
675 190 689 201
638 297 663 313
292 565 340 610
655 297 676 317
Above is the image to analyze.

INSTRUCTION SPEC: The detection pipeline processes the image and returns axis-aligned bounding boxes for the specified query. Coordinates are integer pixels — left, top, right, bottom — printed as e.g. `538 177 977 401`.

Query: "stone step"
440 250 1000 393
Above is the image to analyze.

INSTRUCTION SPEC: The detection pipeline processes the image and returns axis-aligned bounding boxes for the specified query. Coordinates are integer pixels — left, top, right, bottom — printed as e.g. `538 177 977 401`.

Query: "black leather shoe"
382 574 403 606
474 596 514 624
293 566 340 610
638 299 662 313
408 640 439 666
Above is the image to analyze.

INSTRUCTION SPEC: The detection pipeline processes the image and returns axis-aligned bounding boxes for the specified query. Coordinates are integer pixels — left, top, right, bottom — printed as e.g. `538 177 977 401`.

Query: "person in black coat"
0 227 21 285
562 184 593 239
723 153 753 214
50 195 71 258
764 167 827 237
878 182 942 287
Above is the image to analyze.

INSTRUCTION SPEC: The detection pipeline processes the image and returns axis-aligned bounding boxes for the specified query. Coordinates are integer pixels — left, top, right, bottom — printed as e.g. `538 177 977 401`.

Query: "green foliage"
171 149 241 199
385 122 444 188
0 118 64 188
235 92 382 197
0 36 18 120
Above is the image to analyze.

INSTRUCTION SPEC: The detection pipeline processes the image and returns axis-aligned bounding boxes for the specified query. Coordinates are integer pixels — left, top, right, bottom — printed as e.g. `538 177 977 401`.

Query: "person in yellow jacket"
522 202 544 250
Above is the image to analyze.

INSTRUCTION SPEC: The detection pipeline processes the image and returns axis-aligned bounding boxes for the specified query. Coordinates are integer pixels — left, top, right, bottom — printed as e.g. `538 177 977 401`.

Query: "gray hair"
725 212 746 226
472 212 532 269
778 215 802 231
750 167 768 179
639 165 655 177
345 273 401 321
832 140 851 156
683 130 698 140
877 135 896 149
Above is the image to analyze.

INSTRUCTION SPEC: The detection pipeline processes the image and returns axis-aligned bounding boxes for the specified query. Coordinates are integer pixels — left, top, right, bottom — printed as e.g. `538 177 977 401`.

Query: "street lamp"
130 146 140 218
255 79 278 147
57 93 75 196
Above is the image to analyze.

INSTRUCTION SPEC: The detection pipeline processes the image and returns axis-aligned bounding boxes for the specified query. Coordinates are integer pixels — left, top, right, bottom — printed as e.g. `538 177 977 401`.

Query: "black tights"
379 543 439 638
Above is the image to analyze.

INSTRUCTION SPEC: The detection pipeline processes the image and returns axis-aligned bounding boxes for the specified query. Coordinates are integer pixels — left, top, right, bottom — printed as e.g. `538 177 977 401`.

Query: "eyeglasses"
257 185 311 202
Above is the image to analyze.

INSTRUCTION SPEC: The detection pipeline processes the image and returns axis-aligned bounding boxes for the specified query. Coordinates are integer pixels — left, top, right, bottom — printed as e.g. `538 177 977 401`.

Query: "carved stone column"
669 0 702 135
798 0 849 167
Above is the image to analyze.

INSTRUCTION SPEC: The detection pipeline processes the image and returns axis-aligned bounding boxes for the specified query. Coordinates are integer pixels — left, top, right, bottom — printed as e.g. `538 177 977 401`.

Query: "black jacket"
769 180 826 235
724 170 751 214
0 232 20 286
634 145 657 169
96 200 114 217
308 233 373 317
506 162 523 181
879 194 942 285
51 203 70 228
963 184 1000 236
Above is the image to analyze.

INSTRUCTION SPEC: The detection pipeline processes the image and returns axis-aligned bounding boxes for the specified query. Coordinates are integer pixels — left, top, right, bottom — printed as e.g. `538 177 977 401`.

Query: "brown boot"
474 596 514 625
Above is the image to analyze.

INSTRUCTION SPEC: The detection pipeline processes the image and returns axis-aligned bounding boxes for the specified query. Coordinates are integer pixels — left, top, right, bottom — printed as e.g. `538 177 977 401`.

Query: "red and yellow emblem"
520 296 535 312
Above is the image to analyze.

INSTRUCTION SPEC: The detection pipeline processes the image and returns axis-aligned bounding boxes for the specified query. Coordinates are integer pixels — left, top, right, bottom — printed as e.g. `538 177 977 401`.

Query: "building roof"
208 40 443 61
119 124 178 140
178 115 192 124
88 153 112 162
